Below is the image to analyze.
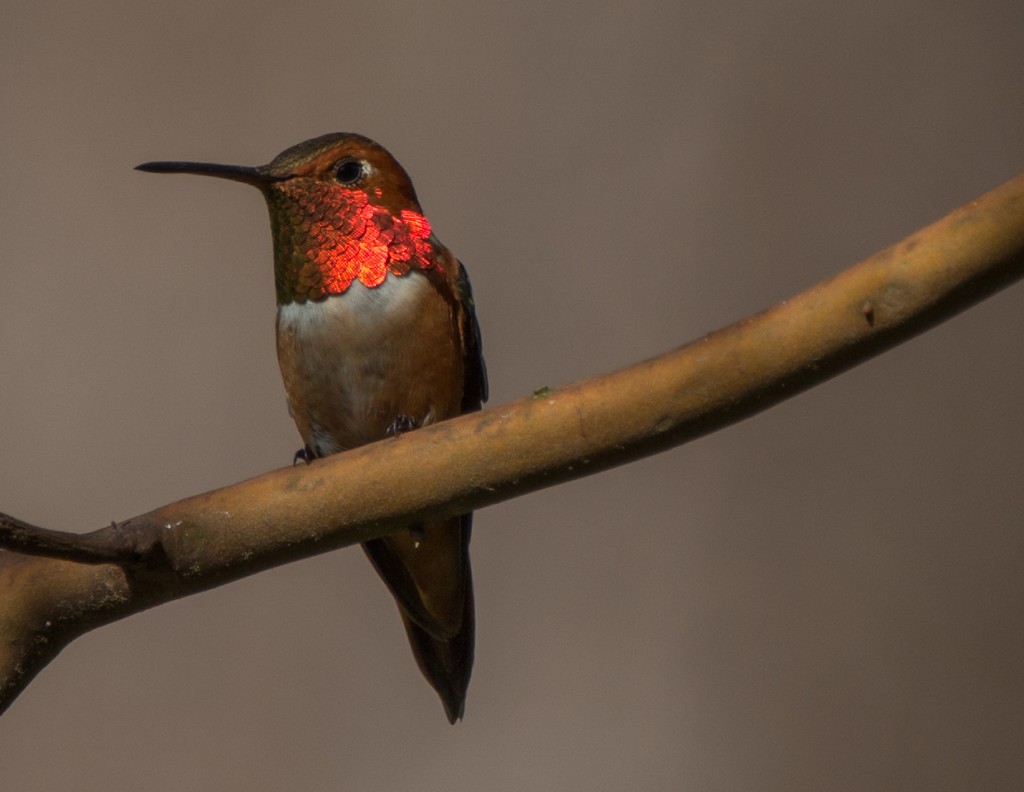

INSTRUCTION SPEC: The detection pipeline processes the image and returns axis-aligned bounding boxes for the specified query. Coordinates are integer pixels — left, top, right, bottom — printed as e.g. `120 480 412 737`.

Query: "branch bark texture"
2 171 1024 714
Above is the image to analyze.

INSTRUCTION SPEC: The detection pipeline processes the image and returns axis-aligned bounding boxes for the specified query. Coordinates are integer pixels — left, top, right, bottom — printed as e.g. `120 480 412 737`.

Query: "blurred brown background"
2 2 1024 790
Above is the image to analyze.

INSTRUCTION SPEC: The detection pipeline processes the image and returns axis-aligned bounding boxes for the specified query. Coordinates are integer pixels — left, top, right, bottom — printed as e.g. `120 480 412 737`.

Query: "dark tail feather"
401 573 474 723
361 511 476 721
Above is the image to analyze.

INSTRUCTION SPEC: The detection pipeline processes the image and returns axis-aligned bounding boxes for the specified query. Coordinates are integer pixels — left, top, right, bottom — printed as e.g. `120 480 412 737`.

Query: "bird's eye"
335 158 365 185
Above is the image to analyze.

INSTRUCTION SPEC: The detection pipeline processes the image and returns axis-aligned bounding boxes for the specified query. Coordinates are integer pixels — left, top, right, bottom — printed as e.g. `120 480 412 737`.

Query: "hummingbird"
137 133 487 723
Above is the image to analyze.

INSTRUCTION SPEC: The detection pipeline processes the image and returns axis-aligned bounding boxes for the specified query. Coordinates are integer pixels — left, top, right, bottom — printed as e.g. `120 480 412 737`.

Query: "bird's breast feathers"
275 271 463 452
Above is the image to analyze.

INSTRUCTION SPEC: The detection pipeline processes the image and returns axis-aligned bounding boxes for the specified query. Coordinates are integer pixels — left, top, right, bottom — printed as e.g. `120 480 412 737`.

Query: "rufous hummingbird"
137 133 487 723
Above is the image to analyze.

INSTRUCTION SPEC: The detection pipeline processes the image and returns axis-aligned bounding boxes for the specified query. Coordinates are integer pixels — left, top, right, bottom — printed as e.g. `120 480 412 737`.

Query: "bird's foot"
293 445 314 465
385 414 419 437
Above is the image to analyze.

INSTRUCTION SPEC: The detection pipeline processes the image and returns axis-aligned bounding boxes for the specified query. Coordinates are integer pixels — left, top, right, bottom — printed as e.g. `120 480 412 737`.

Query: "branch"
3 170 1024 715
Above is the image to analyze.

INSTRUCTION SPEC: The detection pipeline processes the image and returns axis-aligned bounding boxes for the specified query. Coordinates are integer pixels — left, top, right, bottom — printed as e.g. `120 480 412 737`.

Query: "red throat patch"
272 181 438 301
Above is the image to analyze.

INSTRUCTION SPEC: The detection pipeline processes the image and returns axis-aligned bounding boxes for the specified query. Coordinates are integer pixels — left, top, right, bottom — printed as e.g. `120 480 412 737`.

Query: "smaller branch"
0 512 143 565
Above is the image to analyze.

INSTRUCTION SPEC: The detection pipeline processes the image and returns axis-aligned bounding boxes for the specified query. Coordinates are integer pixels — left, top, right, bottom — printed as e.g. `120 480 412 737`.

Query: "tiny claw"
293 446 314 465
385 414 419 437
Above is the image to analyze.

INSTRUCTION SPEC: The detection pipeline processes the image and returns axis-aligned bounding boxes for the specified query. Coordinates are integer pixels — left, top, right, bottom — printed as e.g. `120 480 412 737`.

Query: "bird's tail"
400 572 474 723
362 513 475 722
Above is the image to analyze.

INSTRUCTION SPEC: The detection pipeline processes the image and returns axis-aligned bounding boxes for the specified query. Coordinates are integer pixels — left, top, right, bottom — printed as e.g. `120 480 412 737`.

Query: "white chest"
276 273 432 341
275 272 457 452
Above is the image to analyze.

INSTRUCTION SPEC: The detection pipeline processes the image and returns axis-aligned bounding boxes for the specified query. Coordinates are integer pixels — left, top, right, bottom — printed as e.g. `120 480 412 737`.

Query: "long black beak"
135 161 290 187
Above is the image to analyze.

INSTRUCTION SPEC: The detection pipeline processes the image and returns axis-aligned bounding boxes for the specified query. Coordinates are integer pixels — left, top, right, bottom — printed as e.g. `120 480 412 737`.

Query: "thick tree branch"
3 171 1024 714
